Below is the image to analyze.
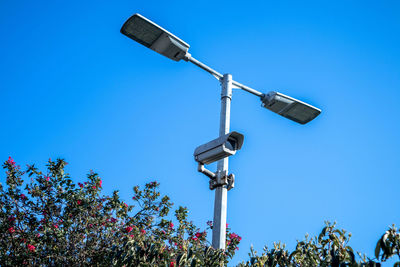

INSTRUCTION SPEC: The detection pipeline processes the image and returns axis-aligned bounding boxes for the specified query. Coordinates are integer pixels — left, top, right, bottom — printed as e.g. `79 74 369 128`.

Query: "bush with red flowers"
0 157 240 266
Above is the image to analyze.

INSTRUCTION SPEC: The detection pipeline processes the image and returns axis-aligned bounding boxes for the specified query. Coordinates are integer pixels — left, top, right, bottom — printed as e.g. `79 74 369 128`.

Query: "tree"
0 157 240 266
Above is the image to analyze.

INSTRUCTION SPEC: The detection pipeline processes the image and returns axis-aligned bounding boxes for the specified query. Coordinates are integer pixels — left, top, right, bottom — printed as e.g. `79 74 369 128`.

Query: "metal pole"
212 74 232 249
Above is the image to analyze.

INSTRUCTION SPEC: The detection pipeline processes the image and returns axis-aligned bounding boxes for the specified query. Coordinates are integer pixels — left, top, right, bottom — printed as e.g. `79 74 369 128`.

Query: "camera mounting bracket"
197 163 234 191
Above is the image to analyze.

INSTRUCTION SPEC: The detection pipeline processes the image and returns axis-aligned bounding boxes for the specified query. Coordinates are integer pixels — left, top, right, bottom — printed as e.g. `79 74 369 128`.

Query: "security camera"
194 131 244 165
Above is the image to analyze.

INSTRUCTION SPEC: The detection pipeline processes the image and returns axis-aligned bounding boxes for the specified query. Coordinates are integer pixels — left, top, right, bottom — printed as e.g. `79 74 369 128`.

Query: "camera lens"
225 137 237 150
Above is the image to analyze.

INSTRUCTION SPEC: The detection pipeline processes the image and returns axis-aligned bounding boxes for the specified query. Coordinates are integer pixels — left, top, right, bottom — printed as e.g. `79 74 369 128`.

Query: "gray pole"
212 74 232 249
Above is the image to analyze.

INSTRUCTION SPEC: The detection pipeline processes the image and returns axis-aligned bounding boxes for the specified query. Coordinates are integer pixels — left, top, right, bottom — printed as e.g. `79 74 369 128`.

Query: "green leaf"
322 226 328 236
346 247 355 263
177 252 187 266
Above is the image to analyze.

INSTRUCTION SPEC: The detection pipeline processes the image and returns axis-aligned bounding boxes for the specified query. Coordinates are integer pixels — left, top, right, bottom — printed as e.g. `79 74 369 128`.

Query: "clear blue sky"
1 0 399 264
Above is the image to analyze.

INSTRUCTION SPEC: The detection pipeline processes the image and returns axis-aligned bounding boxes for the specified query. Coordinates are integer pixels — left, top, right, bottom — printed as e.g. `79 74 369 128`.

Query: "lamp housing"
261 91 321 124
121 13 189 61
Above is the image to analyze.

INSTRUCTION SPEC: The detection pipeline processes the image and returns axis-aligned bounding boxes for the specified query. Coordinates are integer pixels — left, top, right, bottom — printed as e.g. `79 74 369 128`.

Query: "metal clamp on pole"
198 163 235 191
207 170 235 191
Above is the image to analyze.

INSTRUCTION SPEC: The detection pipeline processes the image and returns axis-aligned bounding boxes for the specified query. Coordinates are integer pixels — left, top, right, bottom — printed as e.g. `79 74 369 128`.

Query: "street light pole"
120 12 322 251
212 74 232 249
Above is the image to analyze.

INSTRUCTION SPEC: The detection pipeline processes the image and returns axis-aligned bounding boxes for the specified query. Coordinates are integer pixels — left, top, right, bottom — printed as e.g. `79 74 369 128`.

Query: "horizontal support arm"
184 54 264 97
232 80 263 97
185 54 223 80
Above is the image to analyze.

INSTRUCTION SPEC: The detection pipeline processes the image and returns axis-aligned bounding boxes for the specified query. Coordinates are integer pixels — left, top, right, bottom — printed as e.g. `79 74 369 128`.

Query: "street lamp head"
121 13 190 61
261 91 321 124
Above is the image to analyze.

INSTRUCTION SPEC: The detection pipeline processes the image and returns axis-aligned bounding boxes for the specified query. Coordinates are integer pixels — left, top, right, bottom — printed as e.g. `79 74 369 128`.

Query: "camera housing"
194 131 244 165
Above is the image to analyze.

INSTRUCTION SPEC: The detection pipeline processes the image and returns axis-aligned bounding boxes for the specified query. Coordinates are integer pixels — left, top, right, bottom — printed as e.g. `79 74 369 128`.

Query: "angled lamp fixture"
120 13 189 61
261 92 321 124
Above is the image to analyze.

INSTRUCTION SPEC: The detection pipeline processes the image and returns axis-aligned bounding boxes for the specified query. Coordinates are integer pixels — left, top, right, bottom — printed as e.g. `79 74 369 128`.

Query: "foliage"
238 222 386 267
375 225 400 266
0 157 240 266
1 157 399 266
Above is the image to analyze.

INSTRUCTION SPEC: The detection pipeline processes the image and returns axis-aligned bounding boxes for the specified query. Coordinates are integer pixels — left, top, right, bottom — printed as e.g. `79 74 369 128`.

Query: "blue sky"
1 0 399 264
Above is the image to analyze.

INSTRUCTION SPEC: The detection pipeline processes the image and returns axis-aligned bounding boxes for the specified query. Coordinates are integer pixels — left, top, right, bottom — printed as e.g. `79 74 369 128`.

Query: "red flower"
54 224 59 229
169 262 175 267
7 157 16 166
98 180 102 188
195 232 202 238
192 237 198 241
92 186 96 189
169 222 174 228
124 203 128 208
27 244 35 252
228 232 242 241
8 216 15 222
77 200 82 205
20 194 27 200
125 226 133 233
140 229 146 234
129 234 134 238
8 227 15 234
45 176 50 181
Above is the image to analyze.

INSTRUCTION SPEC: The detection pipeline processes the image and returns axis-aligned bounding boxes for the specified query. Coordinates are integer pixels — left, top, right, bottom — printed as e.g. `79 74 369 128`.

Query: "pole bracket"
209 173 235 191
197 163 235 191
